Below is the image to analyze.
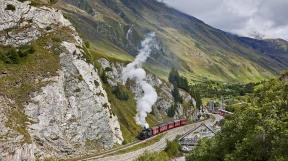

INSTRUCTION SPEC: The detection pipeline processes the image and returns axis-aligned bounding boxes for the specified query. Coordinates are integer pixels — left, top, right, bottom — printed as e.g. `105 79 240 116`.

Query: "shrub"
51 37 62 43
101 72 108 84
112 86 129 101
29 1 41 6
122 139 127 145
135 150 169 161
5 4 16 11
167 104 176 117
0 52 11 64
172 86 183 103
78 75 84 81
6 47 20 64
84 40 90 48
164 139 182 158
0 45 35 64
50 0 57 4
94 80 99 87
104 67 113 72
45 26 52 31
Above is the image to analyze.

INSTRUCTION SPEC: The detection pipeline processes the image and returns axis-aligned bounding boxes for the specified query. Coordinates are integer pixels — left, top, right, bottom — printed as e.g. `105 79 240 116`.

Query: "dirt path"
85 118 213 161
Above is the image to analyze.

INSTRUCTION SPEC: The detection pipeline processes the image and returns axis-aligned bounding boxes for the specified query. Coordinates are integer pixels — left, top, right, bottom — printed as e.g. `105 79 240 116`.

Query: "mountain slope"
57 0 288 83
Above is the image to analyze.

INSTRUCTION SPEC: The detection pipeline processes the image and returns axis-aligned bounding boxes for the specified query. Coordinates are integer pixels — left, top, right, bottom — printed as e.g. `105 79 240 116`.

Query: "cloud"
160 0 288 40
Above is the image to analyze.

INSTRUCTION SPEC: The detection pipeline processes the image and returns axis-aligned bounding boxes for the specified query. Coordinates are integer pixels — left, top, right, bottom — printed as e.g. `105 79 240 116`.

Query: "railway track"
70 117 213 161
69 133 161 161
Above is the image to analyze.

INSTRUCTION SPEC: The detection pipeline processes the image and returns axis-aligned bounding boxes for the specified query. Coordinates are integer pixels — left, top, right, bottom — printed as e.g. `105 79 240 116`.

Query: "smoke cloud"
122 32 158 128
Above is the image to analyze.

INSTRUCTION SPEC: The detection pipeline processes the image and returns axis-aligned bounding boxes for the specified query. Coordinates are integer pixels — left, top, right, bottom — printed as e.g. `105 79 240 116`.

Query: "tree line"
168 68 202 117
186 71 288 161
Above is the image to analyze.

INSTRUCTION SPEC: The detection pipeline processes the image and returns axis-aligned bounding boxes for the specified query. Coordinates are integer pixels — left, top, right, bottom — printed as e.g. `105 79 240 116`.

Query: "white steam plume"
122 32 158 128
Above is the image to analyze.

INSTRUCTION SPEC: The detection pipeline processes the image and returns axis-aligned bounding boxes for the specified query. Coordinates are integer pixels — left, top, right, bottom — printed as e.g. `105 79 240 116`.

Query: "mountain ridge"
58 0 288 83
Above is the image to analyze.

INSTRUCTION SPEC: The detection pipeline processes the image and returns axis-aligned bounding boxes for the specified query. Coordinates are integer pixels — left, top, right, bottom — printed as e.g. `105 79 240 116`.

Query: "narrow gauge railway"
139 119 187 140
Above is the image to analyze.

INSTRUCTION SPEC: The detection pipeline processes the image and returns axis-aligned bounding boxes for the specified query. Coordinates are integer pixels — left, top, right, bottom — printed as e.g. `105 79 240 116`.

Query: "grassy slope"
0 28 74 143
58 0 288 84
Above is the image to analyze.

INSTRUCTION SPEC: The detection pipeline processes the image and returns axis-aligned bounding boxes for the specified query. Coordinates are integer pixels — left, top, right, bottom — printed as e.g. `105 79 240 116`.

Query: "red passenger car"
158 123 168 132
174 120 181 127
167 122 174 129
151 126 159 135
180 119 187 126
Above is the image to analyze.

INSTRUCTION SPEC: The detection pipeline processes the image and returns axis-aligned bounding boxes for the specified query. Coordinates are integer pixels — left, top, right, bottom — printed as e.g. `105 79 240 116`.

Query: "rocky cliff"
98 58 197 122
0 0 122 160
0 0 198 160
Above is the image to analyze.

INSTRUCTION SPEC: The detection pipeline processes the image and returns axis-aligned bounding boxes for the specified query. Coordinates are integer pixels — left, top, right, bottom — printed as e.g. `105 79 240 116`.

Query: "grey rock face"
98 58 197 121
0 0 123 160
0 0 72 45
25 42 123 159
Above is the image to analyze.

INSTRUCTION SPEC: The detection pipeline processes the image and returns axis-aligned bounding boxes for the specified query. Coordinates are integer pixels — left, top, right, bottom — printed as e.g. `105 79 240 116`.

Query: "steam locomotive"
139 119 187 140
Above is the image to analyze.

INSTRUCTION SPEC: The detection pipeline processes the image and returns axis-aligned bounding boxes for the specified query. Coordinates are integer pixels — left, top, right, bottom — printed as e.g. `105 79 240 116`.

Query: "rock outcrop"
98 58 197 122
0 0 71 46
0 0 123 160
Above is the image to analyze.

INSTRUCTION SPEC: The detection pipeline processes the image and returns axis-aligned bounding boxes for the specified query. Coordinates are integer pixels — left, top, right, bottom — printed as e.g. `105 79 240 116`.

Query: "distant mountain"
58 0 288 82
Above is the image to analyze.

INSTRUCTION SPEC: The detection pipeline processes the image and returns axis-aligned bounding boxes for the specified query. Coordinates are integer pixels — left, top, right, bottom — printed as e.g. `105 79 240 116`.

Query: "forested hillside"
186 71 288 161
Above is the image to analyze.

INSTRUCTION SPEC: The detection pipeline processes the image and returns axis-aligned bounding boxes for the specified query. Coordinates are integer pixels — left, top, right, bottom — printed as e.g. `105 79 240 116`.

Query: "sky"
159 0 288 40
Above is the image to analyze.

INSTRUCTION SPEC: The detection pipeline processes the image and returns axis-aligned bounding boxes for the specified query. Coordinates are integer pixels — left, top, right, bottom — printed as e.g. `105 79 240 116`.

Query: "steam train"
139 119 187 140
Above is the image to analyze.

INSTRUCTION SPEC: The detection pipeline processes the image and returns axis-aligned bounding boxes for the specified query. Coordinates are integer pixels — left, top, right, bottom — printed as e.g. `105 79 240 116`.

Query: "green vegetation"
0 26 75 144
164 139 182 158
29 1 42 7
192 80 258 99
45 26 52 31
62 0 288 85
51 37 62 43
110 134 164 156
112 85 129 101
186 72 288 161
167 104 177 118
169 68 189 92
168 68 202 109
5 4 16 11
84 40 90 48
135 150 169 161
50 0 57 4
0 45 35 64
171 86 183 104
134 138 182 161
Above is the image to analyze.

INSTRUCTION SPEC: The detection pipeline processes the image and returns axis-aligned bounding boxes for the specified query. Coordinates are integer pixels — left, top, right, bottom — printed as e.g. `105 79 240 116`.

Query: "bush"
172 86 183 103
122 139 127 145
5 4 16 11
84 40 90 48
75 88 81 92
112 86 129 101
50 0 57 4
101 72 108 84
6 47 20 64
0 45 35 64
167 104 176 117
29 1 41 6
94 80 99 87
51 37 62 43
135 150 169 161
104 67 113 72
45 26 52 31
164 139 182 158
0 52 11 64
